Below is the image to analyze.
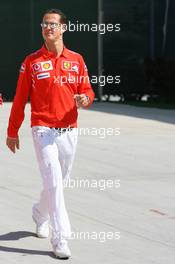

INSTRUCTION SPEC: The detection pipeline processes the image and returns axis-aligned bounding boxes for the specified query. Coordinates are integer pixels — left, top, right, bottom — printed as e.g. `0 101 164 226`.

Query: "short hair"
42 8 67 24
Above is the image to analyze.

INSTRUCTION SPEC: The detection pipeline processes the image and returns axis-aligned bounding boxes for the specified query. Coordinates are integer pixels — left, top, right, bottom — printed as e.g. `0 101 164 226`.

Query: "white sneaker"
32 215 49 238
53 240 71 259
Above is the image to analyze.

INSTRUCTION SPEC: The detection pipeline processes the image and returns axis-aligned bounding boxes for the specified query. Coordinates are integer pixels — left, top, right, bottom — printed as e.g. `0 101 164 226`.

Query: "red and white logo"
33 63 42 72
32 60 53 74
20 63 26 73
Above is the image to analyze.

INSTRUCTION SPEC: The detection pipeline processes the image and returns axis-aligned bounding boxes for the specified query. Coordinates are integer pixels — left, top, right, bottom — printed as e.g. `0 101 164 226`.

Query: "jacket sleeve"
7 57 32 138
77 55 95 106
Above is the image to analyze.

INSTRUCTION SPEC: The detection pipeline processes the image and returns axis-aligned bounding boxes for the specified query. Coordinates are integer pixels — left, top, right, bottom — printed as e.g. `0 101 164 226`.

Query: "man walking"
6 9 94 259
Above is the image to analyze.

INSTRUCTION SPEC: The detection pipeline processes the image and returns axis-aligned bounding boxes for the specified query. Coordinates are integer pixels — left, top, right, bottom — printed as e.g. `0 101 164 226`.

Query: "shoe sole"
55 254 70 259
53 249 71 259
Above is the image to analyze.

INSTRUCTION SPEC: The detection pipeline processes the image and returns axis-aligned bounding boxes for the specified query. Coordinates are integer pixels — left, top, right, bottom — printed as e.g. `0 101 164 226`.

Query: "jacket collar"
40 44 70 59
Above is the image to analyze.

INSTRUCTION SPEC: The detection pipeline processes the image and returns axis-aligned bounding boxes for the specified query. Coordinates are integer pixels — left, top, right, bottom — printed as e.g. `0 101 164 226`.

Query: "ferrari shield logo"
63 61 71 70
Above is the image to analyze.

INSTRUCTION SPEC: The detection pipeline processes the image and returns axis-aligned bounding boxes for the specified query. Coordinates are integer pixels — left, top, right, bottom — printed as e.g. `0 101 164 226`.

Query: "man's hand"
0 94 3 106
6 137 20 154
74 94 90 108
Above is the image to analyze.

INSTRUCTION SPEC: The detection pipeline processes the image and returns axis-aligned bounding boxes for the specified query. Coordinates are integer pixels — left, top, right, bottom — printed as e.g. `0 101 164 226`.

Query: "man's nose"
46 24 52 29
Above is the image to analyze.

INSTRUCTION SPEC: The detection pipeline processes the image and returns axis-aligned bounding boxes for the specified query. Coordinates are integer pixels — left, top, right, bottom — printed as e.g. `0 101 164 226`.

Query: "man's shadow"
0 231 55 258
0 231 35 241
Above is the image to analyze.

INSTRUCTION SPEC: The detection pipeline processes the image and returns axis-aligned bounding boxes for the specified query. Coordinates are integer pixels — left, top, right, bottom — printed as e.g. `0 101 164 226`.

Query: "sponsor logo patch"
84 64 88 71
62 61 79 73
32 60 53 73
63 61 71 70
37 72 50 80
71 65 79 73
20 63 25 73
43 62 51 69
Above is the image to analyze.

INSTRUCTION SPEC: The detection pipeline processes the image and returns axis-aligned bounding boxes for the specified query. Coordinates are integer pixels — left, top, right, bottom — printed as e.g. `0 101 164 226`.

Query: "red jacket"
7 45 95 138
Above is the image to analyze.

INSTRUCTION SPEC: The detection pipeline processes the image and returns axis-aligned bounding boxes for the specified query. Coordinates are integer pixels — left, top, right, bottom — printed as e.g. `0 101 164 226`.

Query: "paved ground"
0 102 175 264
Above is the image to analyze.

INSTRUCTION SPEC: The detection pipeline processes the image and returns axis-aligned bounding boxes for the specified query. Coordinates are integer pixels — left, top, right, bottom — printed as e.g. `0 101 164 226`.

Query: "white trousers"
32 126 77 245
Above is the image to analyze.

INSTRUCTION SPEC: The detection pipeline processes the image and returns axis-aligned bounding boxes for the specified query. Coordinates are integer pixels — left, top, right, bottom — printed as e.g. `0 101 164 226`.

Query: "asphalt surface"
0 102 175 264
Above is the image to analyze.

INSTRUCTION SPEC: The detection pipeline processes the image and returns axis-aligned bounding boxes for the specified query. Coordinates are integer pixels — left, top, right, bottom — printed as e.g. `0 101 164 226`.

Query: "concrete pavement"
0 102 175 264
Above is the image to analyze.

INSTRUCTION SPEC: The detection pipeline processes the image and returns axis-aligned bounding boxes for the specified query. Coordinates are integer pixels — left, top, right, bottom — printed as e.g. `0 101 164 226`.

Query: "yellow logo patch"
43 62 51 69
63 61 71 69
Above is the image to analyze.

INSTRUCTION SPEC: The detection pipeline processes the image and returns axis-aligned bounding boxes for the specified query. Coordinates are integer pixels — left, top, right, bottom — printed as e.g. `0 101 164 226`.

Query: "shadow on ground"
0 231 56 258
0 231 35 241
0 245 54 258
88 102 175 125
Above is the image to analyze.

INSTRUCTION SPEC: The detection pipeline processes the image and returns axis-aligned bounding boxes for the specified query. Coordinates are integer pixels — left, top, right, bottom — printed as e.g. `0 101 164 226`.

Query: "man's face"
41 13 62 42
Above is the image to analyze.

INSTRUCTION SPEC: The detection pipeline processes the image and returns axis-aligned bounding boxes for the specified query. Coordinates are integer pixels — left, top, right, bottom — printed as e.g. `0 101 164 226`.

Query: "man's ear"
61 23 67 33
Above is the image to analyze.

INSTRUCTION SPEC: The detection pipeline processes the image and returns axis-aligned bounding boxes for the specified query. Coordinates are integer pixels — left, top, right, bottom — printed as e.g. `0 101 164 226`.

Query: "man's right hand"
6 137 20 154
0 94 3 105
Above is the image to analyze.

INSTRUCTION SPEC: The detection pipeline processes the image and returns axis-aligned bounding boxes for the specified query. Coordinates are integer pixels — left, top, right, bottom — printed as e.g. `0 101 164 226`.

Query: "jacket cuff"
7 127 18 138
